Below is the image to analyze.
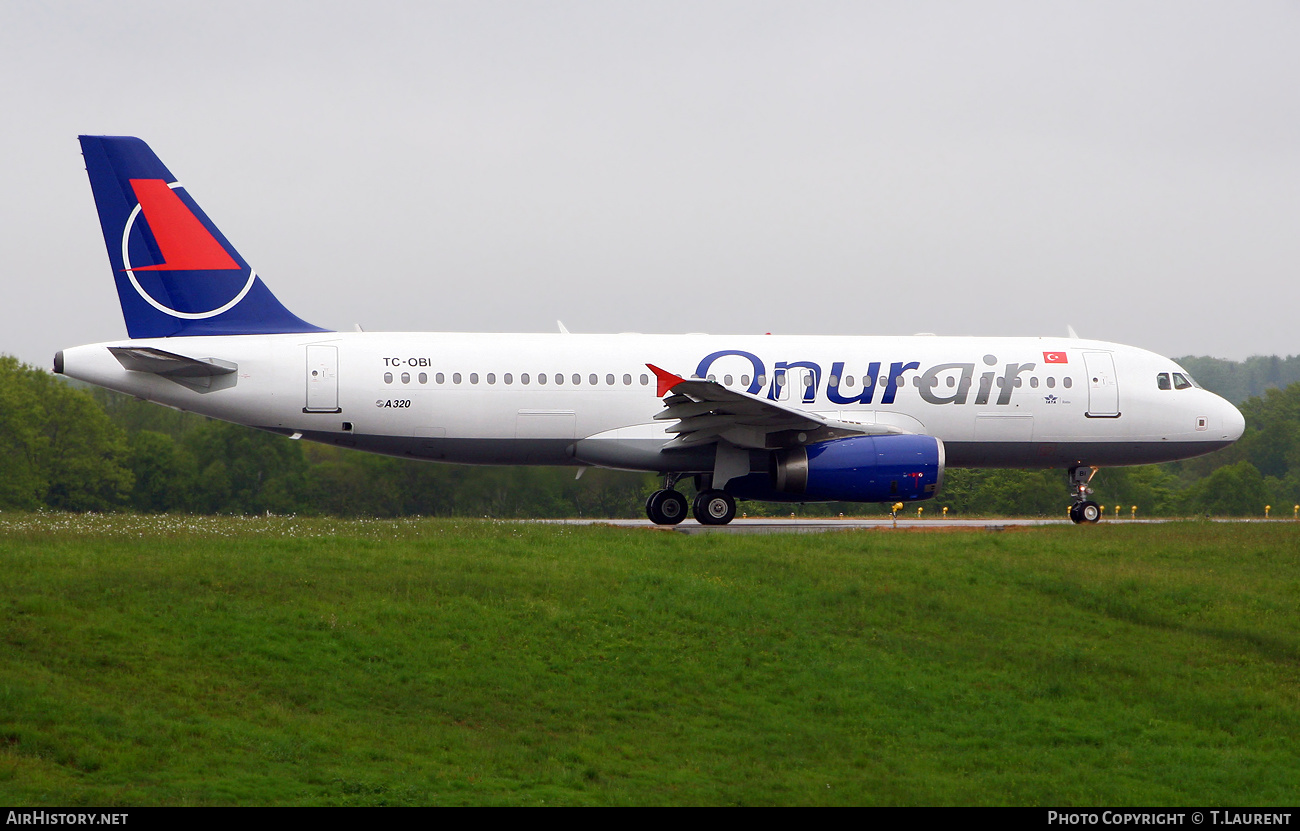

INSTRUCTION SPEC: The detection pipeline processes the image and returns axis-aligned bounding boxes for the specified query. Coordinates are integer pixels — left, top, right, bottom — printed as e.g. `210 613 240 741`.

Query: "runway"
541 517 1088 534
534 517 1286 534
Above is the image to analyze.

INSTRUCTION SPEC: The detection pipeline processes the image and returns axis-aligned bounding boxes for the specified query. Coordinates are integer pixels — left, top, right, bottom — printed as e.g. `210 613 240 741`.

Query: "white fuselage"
59 331 1245 475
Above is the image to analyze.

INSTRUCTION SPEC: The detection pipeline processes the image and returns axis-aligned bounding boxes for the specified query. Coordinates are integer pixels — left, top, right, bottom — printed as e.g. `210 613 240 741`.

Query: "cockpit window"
1157 373 1171 390
1172 372 1193 390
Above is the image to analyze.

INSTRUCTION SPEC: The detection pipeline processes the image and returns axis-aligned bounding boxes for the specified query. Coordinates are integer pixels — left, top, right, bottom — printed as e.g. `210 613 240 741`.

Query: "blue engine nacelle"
729 434 945 503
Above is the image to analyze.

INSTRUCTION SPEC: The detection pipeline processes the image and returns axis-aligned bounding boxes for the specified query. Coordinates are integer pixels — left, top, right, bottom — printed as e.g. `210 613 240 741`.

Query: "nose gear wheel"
1067 466 1102 524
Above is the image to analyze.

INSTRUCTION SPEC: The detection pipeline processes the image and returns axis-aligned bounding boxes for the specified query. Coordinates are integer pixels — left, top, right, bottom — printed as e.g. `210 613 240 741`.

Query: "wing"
646 364 907 451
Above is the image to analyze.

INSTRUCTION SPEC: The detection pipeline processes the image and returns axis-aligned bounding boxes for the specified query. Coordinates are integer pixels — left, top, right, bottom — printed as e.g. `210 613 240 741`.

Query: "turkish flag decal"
1043 352 1068 364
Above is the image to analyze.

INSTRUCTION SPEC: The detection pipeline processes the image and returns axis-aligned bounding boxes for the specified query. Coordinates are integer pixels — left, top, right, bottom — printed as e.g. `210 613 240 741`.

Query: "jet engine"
730 434 944 503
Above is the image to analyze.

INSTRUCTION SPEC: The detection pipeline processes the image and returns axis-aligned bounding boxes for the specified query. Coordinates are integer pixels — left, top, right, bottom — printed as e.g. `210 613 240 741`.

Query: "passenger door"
305 344 340 413
1083 352 1119 417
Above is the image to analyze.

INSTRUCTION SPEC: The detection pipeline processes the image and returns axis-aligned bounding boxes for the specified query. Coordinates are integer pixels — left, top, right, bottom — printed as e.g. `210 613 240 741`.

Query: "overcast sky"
2 1 1297 368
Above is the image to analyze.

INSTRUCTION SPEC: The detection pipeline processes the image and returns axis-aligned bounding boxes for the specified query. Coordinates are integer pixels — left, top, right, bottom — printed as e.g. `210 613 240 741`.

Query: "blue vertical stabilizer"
79 135 328 338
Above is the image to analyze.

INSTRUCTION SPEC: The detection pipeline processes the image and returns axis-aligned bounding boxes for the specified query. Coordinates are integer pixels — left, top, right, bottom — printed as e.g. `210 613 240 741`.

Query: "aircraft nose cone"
1222 399 1245 442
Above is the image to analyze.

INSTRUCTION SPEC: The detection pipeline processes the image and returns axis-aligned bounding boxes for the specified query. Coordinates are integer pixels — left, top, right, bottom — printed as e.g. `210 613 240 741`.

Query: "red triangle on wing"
646 364 685 397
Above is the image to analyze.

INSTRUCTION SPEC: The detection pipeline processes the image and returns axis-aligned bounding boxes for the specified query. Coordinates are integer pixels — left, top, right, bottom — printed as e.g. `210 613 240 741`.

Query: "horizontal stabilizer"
108 346 237 393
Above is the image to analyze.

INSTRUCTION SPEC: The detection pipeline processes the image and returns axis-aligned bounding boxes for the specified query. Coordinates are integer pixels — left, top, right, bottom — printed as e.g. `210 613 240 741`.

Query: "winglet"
647 364 685 397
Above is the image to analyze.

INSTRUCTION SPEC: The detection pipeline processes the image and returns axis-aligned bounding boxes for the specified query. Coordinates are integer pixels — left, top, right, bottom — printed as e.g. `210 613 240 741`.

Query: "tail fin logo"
121 180 257 319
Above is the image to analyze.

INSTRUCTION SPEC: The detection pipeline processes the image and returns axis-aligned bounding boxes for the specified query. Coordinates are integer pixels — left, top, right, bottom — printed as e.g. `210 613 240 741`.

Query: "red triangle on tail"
128 179 239 271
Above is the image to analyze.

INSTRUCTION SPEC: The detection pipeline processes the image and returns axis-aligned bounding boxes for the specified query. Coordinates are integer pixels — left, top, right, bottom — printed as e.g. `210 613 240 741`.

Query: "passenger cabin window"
1172 373 1193 390
384 372 393 384
538 373 547 385
1157 373 1171 390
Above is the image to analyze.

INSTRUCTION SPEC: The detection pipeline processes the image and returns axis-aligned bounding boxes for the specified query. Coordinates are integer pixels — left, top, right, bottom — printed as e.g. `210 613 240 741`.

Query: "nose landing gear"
1068 466 1102 524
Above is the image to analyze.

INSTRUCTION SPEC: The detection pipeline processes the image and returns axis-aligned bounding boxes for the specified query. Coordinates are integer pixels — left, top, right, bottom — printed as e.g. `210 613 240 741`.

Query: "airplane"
55 136 1246 525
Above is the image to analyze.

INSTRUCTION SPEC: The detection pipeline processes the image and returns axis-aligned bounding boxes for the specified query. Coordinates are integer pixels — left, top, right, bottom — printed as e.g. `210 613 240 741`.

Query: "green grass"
0 513 1297 805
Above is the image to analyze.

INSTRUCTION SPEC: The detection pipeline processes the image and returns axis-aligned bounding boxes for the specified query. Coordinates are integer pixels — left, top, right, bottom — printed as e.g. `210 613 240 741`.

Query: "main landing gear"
645 488 688 525
646 475 737 526
692 489 737 526
1068 465 1102 524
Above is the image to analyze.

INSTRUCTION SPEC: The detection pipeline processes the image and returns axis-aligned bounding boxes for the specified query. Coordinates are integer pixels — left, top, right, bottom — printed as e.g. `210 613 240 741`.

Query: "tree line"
1 353 1296 518
1175 354 1300 405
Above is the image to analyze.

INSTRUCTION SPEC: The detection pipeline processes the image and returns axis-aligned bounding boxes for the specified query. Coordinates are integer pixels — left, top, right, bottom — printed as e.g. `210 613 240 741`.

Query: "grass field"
0 513 1297 806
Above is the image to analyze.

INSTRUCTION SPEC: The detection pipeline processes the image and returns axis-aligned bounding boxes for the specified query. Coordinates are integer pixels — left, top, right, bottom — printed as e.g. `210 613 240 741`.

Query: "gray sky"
2 1 1297 368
